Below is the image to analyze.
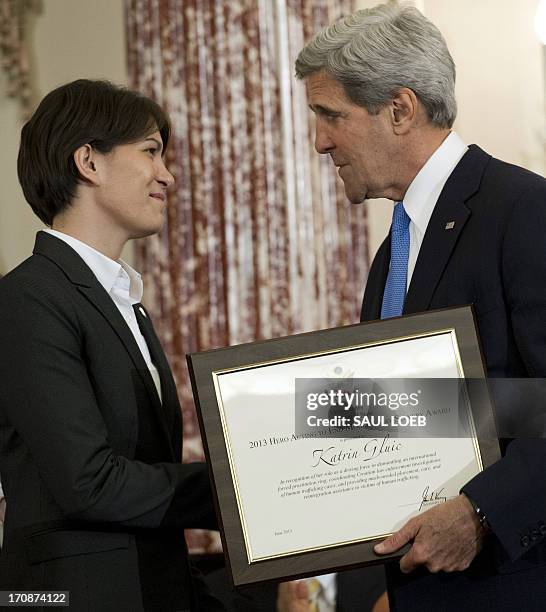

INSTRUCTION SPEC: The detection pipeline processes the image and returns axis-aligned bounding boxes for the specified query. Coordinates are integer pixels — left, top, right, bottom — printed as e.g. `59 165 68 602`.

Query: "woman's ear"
73 144 101 184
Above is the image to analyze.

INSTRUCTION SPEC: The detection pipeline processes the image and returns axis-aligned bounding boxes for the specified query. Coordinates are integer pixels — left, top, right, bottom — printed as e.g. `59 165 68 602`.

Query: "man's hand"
374 494 487 573
277 581 310 612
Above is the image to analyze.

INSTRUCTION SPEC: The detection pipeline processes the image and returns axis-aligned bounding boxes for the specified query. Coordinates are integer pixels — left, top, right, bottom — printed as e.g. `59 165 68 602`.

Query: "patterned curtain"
125 0 365 552
0 0 41 119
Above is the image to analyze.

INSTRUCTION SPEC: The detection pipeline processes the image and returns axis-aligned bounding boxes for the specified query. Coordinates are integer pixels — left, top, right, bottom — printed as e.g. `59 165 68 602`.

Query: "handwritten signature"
419 485 447 511
398 485 453 511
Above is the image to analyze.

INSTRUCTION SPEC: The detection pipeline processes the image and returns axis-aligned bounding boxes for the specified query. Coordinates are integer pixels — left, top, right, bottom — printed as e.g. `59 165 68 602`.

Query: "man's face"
306 71 397 203
95 130 175 240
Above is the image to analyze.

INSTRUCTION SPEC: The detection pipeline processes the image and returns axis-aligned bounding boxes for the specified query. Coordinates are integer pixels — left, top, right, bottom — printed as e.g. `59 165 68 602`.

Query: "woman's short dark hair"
17 79 171 226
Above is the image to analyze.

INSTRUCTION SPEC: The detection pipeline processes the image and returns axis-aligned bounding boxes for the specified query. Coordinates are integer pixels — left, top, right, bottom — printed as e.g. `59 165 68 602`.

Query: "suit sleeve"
462 178 546 563
0 276 215 530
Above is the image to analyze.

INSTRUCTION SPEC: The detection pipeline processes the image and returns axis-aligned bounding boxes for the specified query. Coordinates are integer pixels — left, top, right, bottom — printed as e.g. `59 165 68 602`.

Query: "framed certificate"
187 305 500 586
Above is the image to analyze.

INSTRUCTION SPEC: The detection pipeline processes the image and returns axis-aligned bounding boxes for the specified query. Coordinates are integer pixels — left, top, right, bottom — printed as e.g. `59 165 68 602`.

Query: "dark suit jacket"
361 145 546 610
0 232 222 611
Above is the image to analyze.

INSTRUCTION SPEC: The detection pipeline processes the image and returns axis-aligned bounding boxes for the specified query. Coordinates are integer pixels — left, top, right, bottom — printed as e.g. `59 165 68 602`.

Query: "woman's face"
93 130 175 241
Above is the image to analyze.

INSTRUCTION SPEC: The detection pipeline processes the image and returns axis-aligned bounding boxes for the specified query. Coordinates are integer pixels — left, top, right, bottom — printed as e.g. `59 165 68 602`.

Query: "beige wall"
0 0 127 275
1 0 544 273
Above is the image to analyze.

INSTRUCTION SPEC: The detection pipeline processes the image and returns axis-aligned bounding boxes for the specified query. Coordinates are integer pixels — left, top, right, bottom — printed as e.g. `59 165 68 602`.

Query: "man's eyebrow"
144 137 164 152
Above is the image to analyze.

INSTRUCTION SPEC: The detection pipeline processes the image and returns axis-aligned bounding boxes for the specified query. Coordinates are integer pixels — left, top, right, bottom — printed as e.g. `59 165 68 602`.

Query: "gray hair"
295 3 457 128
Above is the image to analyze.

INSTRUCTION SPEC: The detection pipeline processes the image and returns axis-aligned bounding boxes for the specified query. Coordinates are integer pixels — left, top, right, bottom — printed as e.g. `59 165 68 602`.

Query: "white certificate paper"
213 331 482 563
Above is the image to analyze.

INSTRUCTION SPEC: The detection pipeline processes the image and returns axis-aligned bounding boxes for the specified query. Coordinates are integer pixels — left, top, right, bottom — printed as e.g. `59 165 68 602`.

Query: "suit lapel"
361 145 491 319
134 304 183 457
404 145 491 313
34 232 175 455
77 288 176 459
403 199 470 314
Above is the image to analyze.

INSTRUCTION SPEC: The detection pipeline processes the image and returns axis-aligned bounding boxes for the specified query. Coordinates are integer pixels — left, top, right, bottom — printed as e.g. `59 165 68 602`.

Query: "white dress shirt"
403 131 468 288
44 229 162 401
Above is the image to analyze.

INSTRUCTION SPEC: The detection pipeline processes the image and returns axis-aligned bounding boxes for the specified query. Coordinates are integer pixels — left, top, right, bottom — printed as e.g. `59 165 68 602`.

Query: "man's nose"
314 123 334 154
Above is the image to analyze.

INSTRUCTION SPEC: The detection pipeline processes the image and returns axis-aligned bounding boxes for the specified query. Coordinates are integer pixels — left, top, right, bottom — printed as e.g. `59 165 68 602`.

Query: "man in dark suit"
0 80 224 611
287 3 546 611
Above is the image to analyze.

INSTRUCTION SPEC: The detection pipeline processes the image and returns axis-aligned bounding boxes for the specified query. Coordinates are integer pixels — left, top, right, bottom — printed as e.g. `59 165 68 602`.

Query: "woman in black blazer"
0 80 223 612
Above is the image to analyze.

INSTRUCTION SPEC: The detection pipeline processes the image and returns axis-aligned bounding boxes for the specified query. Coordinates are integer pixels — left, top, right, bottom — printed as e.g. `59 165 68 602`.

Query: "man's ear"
390 88 418 135
73 144 101 185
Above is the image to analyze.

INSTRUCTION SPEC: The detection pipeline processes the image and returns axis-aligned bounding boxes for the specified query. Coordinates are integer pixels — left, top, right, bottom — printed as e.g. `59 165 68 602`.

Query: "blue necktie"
381 202 410 319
